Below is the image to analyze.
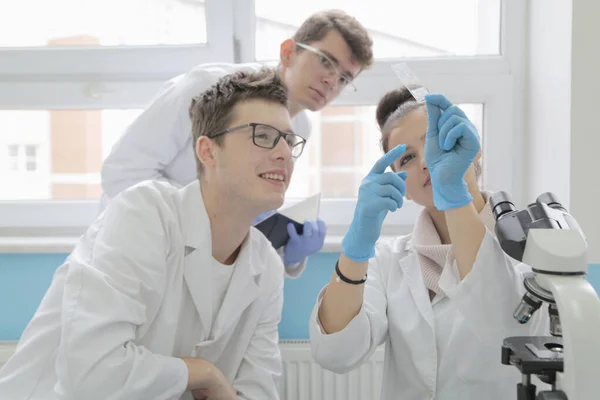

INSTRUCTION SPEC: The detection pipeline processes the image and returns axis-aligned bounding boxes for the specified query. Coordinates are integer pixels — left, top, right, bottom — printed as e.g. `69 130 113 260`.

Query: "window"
1 0 207 47
7 145 19 171
3 144 40 173
0 0 233 80
0 109 141 200
254 0 501 61
2 141 44 200
288 104 483 199
25 145 38 172
1 0 526 244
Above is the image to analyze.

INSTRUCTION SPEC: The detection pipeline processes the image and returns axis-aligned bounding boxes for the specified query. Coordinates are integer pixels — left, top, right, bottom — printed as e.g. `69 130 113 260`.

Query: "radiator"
0 340 385 400
278 340 384 400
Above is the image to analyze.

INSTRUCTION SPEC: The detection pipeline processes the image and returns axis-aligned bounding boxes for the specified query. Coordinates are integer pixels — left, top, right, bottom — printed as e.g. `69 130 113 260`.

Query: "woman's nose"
420 155 428 170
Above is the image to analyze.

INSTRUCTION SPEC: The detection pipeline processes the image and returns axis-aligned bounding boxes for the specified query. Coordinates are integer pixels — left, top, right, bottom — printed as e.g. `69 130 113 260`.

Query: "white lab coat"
309 229 550 400
101 62 312 278
0 180 284 400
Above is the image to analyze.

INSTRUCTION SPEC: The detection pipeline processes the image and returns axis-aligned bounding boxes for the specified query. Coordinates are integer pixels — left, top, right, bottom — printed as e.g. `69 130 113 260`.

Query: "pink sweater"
412 192 496 300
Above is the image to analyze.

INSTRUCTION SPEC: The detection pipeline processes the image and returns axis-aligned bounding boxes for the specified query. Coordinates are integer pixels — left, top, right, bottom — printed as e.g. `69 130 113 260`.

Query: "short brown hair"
293 10 374 70
189 67 288 176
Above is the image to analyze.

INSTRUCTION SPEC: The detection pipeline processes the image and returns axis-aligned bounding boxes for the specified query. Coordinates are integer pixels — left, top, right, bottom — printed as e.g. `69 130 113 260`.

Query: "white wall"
526 0 600 262
570 0 600 263
525 0 572 209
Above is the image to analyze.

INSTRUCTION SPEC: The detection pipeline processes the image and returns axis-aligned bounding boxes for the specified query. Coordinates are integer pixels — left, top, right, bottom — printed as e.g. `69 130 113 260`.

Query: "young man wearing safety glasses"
101 10 374 277
0 68 306 400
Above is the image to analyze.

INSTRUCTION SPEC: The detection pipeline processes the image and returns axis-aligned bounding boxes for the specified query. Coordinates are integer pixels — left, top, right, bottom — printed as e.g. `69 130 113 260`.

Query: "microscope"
489 191 600 400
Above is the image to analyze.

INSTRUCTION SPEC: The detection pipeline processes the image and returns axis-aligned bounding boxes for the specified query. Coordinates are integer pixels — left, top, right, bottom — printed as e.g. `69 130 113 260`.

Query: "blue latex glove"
342 144 408 262
283 219 327 265
252 210 277 226
425 94 481 211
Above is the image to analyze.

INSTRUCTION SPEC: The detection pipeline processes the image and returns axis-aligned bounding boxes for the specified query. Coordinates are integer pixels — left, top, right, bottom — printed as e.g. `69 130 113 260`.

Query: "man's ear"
279 39 297 67
196 136 217 170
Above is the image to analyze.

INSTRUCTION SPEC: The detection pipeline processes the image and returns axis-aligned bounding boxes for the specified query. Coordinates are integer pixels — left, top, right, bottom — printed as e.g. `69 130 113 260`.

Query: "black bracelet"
335 260 367 285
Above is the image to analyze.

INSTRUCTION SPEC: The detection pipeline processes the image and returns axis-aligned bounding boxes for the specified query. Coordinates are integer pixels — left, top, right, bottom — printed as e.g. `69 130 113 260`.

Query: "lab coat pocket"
193 330 247 383
193 338 221 362
451 325 511 384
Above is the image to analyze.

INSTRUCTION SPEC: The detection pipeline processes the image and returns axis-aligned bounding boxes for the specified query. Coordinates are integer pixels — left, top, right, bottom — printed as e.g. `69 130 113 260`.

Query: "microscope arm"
490 192 600 399
521 228 600 400
541 275 600 400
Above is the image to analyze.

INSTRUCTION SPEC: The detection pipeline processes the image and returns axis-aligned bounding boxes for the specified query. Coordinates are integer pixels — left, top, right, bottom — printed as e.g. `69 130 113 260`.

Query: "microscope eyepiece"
536 192 566 212
489 191 516 220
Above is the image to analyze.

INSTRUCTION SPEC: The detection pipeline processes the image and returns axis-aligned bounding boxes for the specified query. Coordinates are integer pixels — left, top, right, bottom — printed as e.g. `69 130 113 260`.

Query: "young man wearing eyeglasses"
101 10 374 278
0 68 302 400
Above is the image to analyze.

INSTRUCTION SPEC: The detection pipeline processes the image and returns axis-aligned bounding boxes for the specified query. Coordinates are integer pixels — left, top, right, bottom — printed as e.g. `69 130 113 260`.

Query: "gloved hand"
252 210 277 226
424 94 481 211
342 144 408 262
283 219 327 265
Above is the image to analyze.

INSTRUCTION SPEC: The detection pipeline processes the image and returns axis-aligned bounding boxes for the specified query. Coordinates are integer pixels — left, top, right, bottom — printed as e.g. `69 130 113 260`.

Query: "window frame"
0 0 527 251
0 1 233 77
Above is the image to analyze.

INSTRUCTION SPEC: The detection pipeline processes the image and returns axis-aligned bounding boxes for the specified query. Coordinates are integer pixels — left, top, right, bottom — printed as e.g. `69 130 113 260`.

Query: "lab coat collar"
401 189 495 254
398 251 436 331
178 180 211 250
177 179 265 275
176 180 264 337
393 235 434 329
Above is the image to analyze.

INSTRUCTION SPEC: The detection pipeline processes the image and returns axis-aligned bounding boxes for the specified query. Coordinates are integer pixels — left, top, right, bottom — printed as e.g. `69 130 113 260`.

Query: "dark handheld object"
255 213 303 249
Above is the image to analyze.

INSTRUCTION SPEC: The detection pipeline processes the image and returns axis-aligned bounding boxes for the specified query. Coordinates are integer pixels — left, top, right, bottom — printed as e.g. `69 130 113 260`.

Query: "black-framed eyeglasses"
209 123 307 158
